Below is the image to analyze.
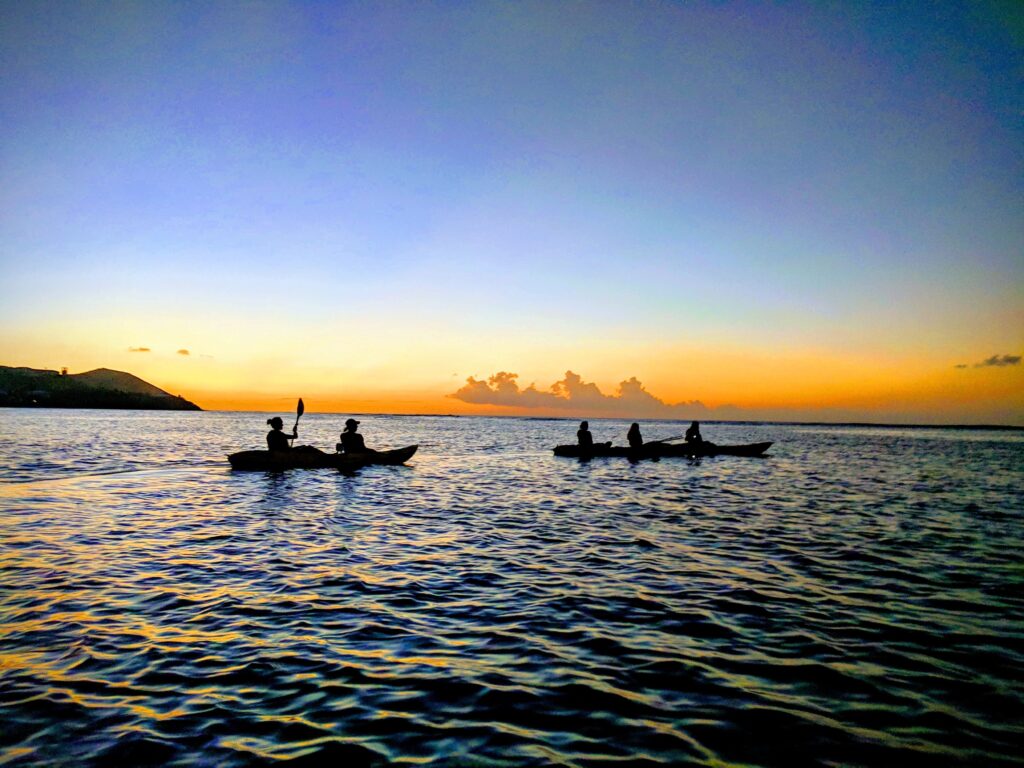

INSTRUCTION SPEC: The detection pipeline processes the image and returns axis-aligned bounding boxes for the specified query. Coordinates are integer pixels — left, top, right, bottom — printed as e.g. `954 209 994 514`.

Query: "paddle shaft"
290 398 305 443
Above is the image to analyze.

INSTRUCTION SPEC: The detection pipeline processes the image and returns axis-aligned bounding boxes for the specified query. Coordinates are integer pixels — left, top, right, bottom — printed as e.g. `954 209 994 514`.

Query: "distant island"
0 366 202 410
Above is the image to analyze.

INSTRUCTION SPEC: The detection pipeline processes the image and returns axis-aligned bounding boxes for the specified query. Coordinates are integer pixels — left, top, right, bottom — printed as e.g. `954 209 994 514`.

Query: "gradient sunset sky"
1 2 1021 424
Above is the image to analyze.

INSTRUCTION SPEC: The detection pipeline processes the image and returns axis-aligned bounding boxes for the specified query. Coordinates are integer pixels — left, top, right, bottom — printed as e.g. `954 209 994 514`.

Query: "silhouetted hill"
0 366 202 410
72 368 172 398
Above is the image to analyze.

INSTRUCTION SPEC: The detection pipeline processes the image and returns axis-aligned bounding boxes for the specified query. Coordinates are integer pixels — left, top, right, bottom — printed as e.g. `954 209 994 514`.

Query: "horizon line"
4 405 1022 431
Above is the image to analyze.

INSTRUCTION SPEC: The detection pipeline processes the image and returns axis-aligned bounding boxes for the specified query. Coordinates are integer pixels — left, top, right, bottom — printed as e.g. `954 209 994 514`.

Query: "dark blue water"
1 410 1022 766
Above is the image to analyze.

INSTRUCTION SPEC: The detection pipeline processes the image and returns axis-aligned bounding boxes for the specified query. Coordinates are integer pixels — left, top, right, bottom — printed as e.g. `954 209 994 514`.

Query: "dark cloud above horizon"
958 353 1022 368
128 346 151 352
449 371 740 419
177 349 190 356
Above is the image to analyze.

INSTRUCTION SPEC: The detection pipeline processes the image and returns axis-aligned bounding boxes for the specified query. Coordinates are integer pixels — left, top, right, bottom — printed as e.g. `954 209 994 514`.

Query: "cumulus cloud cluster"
955 353 1021 369
450 370 738 419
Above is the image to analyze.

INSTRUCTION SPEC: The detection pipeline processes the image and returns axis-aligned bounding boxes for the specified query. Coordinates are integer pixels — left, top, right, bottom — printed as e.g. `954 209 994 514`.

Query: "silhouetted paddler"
577 420 611 451
266 416 297 451
267 414 321 454
577 421 594 448
685 420 704 445
627 422 643 449
338 418 368 453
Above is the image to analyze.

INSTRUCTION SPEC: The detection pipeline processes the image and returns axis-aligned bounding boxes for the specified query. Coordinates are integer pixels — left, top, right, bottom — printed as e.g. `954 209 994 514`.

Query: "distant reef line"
0 366 201 411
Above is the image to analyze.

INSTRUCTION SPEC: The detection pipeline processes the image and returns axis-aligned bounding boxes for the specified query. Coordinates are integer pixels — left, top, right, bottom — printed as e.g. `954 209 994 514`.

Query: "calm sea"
1 409 1022 767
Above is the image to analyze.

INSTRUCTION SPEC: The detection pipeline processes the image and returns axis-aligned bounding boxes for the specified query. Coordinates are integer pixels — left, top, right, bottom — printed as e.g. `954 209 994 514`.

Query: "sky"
1 1 1021 424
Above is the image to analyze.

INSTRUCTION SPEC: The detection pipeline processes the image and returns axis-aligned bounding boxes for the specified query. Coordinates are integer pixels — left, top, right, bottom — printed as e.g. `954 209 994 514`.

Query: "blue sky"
1 1 1021 421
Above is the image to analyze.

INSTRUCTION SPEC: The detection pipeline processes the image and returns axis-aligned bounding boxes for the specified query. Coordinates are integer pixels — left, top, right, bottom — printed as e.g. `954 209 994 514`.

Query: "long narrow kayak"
228 445 418 471
552 441 772 459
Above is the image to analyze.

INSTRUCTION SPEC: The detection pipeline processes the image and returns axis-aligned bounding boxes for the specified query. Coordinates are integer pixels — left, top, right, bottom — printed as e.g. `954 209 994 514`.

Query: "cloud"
954 363 968 369
974 353 1021 368
452 371 562 408
177 349 190 356
449 370 737 418
128 346 151 352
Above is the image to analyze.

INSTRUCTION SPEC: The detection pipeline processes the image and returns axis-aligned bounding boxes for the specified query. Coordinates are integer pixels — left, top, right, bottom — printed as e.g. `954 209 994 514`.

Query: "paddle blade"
297 398 305 418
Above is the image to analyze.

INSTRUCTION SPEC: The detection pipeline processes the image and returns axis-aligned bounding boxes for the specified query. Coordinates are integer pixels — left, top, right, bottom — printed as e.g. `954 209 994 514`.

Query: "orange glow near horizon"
2 324 1021 424
150 354 1024 425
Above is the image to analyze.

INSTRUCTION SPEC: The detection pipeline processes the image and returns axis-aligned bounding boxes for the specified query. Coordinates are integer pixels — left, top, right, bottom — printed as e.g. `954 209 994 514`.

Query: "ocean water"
1 409 1022 767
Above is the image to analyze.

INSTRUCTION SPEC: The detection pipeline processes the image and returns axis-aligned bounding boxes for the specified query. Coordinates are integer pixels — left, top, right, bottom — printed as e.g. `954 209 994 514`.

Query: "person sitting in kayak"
338 418 370 453
578 421 594 448
684 420 716 452
578 421 611 450
266 416 297 451
627 422 643 449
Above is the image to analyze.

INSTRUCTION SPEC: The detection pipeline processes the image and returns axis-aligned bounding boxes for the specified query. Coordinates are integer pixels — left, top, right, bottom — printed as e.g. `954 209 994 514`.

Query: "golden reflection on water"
127 703 190 721
1 415 1022 766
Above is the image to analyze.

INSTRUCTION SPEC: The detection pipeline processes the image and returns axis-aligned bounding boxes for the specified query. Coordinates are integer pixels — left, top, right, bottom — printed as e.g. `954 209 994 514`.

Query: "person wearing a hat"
337 418 368 454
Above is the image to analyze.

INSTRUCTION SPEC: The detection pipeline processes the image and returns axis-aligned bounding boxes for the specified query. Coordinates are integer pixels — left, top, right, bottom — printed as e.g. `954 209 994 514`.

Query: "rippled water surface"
1 410 1022 766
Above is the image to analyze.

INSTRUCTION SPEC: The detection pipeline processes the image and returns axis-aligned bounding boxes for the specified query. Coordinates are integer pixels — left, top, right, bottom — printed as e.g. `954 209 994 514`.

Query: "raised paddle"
290 398 304 444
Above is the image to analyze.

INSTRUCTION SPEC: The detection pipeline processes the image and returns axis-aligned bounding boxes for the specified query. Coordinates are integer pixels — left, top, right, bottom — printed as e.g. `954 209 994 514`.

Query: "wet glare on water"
1 410 1022 767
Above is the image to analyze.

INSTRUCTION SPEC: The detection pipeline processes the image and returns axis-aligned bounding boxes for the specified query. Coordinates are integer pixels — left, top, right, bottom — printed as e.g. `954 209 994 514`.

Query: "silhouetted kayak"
228 445 418 470
552 441 772 459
